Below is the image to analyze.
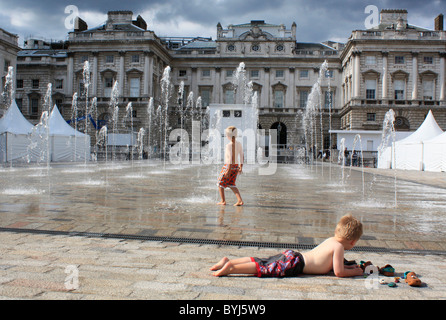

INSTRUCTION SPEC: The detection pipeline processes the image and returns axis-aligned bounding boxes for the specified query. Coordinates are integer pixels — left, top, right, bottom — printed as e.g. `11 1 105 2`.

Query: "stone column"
263 67 270 107
214 67 221 103
92 52 98 97
119 51 125 96
288 67 295 108
382 52 388 99
353 51 361 98
411 52 418 100
67 53 74 96
143 51 151 96
440 52 446 101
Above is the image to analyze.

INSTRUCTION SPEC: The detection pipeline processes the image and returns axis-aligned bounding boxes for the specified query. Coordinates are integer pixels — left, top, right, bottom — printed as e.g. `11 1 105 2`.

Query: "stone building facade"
5 9 446 157
0 27 20 116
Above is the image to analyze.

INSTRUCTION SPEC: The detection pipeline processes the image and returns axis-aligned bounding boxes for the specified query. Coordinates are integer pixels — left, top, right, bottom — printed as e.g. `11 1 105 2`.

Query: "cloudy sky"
0 0 444 46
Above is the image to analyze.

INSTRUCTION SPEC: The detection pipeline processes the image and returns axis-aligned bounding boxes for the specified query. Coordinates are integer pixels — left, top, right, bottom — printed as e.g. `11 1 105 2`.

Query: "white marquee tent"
48 105 91 162
378 110 444 170
0 100 34 162
423 131 446 172
0 102 91 163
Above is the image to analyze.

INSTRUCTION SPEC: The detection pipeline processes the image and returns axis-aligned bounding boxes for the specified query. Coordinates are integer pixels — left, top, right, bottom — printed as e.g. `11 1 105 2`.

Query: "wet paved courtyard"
1 160 446 252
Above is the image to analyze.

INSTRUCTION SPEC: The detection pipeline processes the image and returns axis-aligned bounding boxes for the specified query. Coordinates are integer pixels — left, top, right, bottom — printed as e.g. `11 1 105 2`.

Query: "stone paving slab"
0 231 445 301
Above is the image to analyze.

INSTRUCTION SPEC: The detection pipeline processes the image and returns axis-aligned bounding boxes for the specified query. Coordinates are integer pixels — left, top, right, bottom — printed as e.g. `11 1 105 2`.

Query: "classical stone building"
7 9 446 160
0 27 20 115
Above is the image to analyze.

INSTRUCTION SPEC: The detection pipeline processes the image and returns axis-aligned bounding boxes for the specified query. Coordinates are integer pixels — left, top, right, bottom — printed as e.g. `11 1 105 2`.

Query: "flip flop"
379 264 395 277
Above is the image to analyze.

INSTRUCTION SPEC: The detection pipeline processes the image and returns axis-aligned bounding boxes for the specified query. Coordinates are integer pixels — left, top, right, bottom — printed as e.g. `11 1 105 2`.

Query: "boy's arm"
332 246 363 278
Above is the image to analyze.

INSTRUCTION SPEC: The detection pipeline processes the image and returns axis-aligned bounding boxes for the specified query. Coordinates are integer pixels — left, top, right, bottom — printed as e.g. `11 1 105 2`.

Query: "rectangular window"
325 70 334 78
226 70 233 77
423 56 433 64
4 60 10 72
394 79 405 100
395 56 405 64
179 70 187 77
299 70 309 78
202 69 211 77
423 80 434 100
234 110 242 117
16 98 23 111
365 79 376 99
31 98 39 115
250 70 259 78
55 79 63 90
131 54 140 63
129 77 140 97
80 56 88 63
222 110 230 117
324 91 333 109
274 90 284 108
200 88 211 107
16 79 23 89
106 55 114 63
367 113 376 121
300 90 308 108
104 77 114 97
365 55 376 65
276 70 284 78
225 89 234 104
32 79 39 89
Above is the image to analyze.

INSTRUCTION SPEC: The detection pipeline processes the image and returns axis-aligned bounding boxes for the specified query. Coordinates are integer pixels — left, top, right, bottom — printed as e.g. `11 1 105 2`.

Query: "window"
299 70 309 79
225 89 234 104
423 80 434 100
179 70 187 77
395 56 405 64
365 79 376 99
227 44 235 52
222 110 230 117
80 56 88 63
226 70 233 77
30 98 39 115
106 55 114 63
275 44 284 52
16 79 23 89
32 79 39 89
365 55 376 65
274 90 284 108
325 70 334 78
131 54 140 63
324 91 333 109
202 69 211 77
55 79 63 90
234 110 242 117
276 70 284 78
424 56 433 64
299 90 308 108
367 113 376 121
250 70 259 78
104 77 114 97
394 79 405 100
16 98 23 111
129 77 140 97
200 88 211 107
4 60 10 72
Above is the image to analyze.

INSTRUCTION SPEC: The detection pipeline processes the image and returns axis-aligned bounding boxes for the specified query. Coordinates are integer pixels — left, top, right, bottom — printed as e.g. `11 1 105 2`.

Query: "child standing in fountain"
217 126 244 206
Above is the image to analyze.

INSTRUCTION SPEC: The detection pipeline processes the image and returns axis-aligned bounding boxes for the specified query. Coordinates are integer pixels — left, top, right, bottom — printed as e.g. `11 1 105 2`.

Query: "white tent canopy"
47 105 91 162
378 110 444 170
0 100 35 162
423 131 446 172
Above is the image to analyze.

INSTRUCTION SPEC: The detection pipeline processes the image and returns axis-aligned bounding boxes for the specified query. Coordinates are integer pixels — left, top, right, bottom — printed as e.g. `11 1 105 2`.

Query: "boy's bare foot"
217 201 226 205
213 261 233 277
234 201 244 206
210 257 229 271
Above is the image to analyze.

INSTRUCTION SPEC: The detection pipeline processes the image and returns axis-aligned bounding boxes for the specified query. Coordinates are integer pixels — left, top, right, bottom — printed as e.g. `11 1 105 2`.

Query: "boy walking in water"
217 126 244 206
210 214 364 278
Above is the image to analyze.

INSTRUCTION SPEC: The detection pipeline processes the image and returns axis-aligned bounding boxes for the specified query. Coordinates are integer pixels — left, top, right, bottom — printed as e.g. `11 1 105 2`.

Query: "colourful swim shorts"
217 164 239 189
251 250 305 277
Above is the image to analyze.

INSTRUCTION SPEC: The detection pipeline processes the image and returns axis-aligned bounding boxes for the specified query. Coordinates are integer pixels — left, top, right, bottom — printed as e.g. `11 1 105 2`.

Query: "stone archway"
271 121 287 147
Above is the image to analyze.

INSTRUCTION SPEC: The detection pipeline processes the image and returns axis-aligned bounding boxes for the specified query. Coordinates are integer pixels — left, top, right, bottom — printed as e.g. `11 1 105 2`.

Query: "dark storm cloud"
0 0 443 46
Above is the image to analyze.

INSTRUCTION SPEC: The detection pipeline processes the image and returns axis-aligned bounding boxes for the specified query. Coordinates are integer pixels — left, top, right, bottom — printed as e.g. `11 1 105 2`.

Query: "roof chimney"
435 14 444 31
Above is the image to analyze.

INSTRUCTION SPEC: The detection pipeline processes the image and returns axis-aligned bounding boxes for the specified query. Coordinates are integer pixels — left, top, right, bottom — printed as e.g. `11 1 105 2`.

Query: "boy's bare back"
302 237 363 277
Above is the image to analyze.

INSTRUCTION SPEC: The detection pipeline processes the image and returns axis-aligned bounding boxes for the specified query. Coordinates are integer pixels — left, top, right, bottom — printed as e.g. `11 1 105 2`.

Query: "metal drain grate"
1 227 445 256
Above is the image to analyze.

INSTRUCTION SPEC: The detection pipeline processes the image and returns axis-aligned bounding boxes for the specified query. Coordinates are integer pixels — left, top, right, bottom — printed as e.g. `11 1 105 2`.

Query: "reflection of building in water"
2 9 445 157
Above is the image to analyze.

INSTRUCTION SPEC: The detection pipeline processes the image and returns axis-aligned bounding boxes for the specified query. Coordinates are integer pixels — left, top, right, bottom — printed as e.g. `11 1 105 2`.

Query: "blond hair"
225 126 238 139
334 214 363 241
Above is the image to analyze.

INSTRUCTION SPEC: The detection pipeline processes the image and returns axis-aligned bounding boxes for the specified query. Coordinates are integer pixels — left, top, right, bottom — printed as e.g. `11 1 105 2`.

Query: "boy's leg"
213 260 257 277
230 187 243 206
217 187 226 205
210 256 252 271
